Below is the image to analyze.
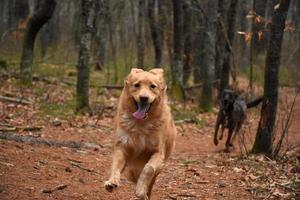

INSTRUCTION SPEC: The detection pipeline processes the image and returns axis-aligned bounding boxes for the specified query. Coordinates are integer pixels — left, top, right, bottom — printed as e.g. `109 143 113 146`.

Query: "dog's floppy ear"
125 68 143 87
149 68 164 78
130 68 144 74
149 68 167 92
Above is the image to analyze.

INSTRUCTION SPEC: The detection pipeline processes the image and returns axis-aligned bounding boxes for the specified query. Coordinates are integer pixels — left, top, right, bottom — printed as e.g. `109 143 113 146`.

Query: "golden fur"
104 68 177 199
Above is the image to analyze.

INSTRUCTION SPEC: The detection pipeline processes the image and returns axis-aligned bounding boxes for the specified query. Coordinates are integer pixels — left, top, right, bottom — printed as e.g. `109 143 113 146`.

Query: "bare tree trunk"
39 12 56 59
199 0 218 111
137 0 145 68
72 1 82 46
0 0 8 37
158 0 167 56
290 0 300 67
148 0 163 68
219 0 238 93
252 0 291 156
37 0 56 58
182 0 193 85
7 0 29 29
20 0 56 85
193 1 205 85
215 0 226 81
95 0 109 71
239 0 251 68
171 0 185 100
76 0 96 113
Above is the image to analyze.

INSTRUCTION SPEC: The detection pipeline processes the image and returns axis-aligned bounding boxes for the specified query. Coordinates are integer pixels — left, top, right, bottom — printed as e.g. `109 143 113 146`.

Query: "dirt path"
0 88 299 200
0 123 253 200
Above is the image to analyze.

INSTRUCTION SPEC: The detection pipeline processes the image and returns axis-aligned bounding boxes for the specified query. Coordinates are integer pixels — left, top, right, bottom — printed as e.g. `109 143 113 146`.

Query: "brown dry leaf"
233 167 245 173
273 188 291 199
274 3 280 10
284 21 295 32
248 174 259 180
237 31 246 35
255 15 262 24
258 31 263 41
245 32 253 43
246 10 256 19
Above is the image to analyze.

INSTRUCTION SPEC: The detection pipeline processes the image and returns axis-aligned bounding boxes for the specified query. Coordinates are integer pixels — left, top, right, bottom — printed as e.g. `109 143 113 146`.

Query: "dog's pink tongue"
132 103 150 119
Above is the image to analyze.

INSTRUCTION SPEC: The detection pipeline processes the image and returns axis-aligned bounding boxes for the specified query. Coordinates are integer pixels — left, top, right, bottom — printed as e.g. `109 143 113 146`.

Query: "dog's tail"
246 96 263 108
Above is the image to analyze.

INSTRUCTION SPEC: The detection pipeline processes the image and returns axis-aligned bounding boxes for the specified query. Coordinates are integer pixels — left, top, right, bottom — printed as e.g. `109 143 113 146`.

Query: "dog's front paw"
104 179 119 192
135 191 149 200
135 186 149 200
219 134 223 140
225 143 234 152
214 138 219 146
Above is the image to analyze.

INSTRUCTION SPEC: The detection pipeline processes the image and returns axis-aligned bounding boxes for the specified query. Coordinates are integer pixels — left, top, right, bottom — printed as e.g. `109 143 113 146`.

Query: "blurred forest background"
0 0 300 199
0 0 299 153
0 0 299 87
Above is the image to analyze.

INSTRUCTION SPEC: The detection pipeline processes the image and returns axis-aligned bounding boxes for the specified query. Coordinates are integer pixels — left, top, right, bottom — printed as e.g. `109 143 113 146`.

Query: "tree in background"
76 0 96 113
137 0 145 68
199 0 219 111
171 0 184 101
148 0 163 68
182 0 193 85
215 0 226 81
95 0 109 71
219 0 238 93
252 0 291 156
20 0 56 85
192 1 206 84
8 0 30 30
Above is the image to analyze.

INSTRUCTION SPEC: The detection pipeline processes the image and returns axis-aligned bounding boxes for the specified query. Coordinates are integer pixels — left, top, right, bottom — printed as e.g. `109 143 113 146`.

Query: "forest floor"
0 73 299 200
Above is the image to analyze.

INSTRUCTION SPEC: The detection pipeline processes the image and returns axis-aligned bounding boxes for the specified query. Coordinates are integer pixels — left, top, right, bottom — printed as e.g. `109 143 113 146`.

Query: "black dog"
214 89 262 152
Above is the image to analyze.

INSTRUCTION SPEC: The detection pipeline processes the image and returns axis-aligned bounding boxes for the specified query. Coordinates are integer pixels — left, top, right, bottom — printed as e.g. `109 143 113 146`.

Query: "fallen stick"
0 132 103 150
0 127 17 132
0 126 43 132
42 184 68 194
67 158 82 163
175 119 197 124
0 95 33 105
21 126 43 131
183 79 220 90
70 161 100 174
100 85 123 89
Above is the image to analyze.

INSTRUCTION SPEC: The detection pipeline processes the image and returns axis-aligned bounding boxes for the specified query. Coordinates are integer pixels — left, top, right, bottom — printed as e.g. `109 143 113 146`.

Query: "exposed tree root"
0 132 103 150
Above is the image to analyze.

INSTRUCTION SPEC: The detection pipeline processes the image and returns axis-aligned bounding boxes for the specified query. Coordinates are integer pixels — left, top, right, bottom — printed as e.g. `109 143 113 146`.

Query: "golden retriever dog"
104 68 177 199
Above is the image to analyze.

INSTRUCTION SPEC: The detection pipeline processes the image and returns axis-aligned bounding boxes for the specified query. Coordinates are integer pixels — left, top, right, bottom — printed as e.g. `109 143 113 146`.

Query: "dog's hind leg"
232 122 242 145
135 153 164 200
225 127 234 152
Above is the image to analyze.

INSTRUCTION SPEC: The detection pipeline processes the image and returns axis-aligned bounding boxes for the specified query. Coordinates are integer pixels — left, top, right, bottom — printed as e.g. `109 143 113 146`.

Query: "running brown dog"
104 68 177 200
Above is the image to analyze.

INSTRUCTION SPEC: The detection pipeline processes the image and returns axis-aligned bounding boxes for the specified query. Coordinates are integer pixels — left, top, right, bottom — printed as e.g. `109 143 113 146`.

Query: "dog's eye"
150 84 156 89
134 83 140 88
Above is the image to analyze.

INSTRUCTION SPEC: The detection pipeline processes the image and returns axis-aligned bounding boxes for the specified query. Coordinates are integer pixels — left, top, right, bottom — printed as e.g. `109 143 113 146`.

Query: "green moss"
172 107 205 127
178 159 199 166
199 92 213 112
279 67 300 86
170 82 184 101
240 65 265 86
39 101 74 118
33 87 46 96
35 63 70 80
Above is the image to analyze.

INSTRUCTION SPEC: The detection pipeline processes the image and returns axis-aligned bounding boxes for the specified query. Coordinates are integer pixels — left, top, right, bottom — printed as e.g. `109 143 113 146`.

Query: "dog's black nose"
140 95 149 102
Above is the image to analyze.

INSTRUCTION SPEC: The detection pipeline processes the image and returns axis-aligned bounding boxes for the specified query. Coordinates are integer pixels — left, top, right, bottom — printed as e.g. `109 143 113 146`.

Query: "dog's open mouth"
132 101 151 120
